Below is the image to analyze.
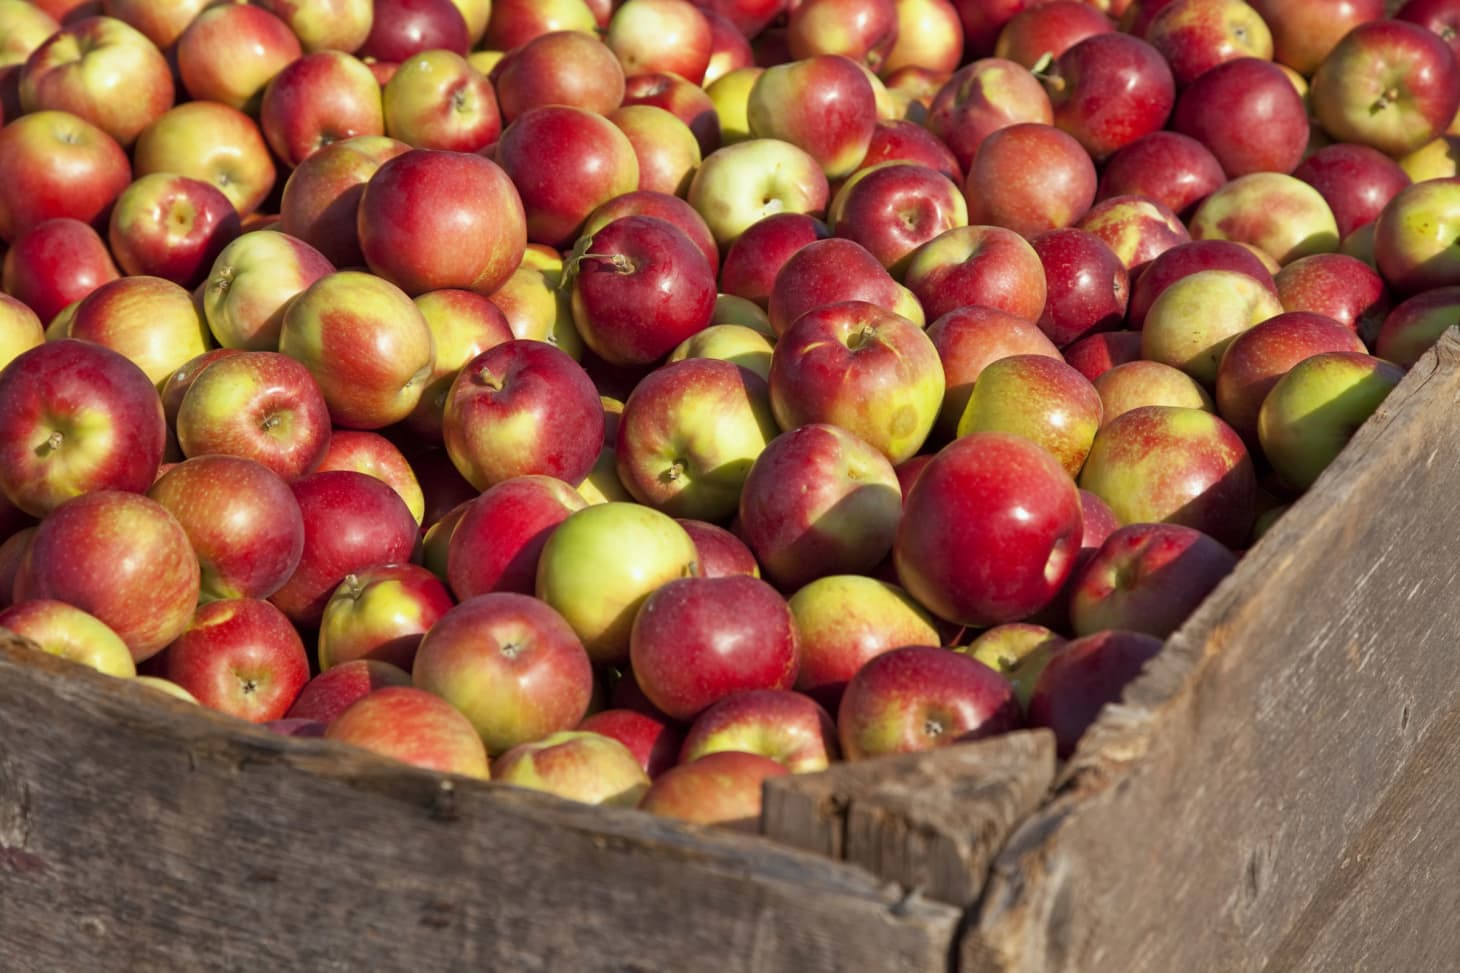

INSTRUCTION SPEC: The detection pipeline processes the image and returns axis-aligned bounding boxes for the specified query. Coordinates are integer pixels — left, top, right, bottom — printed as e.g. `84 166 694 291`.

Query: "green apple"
1141 268 1285 386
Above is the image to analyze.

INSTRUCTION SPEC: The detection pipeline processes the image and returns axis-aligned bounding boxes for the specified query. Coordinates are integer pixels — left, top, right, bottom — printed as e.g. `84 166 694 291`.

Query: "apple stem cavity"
1371 88 1401 116
924 717 945 738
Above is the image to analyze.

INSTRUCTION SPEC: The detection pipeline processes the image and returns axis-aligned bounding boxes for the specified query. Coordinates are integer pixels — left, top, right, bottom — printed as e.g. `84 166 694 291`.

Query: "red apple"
903 224 1049 323
107 173 240 291
175 3 302 113
828 161 969 274
786 0 899 71
286 658 414 724
482 0 598 51
1096 130 1226 220
964 121 1097 238
1274 252 1391 343
1127 238 1277 331
1095 359 1214 428
1375 285 1460 367
1072 193 1190 279
1029 227 1129 348
251 0 375 55
1 216 119 322
679 687 839 772
1027 629 1164 757
1292 142 1412 243
747 53 878 179
326 685 490 778
1043 31 1175 161
316 430 426 525
1250 0 1384 76
0 109 130 244
1062 329 1144 381
159 598 310 723
579 707 685 780
924 57 1052 176
67 274 210 388
766 236 917 336
926 304 1061 441
358 0 469 63
258 50 385 169
995 1 1113 69
606 0 713 85
637 750 788 829
1143 0 1273 87
676 518 761 578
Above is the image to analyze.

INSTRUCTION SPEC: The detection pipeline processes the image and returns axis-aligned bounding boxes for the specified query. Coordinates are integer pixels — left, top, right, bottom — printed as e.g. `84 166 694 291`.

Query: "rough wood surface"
964 329 1460 971
762 731 1055 908
0 635 962 973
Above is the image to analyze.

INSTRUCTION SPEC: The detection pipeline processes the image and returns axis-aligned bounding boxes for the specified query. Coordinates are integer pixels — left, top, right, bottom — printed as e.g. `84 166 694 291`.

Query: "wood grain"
964 329 1460 971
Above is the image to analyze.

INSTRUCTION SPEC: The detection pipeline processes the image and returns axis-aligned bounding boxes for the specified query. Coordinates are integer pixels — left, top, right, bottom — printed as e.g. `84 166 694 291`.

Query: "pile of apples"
1 0 1458 830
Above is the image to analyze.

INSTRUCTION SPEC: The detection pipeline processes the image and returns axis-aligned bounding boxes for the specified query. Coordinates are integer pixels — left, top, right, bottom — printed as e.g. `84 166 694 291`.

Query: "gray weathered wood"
964 329 1460 971
763 731 1055 907
0 634 962 973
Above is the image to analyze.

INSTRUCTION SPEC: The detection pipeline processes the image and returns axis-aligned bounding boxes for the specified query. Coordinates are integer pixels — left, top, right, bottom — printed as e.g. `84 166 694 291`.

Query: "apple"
494 28 624 123
277 135 411 271
923 57 1051 177
1141 268 1286 387
1273 253 1391 347
679 688 839 772
1027 629 1165 757
251 0 375 55
1258 351 1406 492
1126 238 1277 331
1250 0 1384 76
746 53 878 180
962 622 1065 712
1292 142 1412 243
1 217 120 323
1144 0 1272 86
579 707 685 781
381 50 500 153
402 287 515 442
686 137 830 248
608 104 704 197
158 598 310 723
0 0 61 67
201 230 336 352
1170 57 1309 179
1190 173 1342 268
955 354 1103 478
666 323 776 380
902 224 1048 325
1375 285 1460 367
326 686 490 779
994 1 1113 68
1072 194 1190 280
1028 227 1129 349
578 191 722 279
174 351 333 483
0 109 131 244
606 0 713 85
1043 31 1175 163
718 213 830 310
132 101 278 219
0 598 135 678
286 659 414 725
67 274 211 389
860 117 963 183
1095 360 1214 429
258 50 385 170
483 252 585 360
827 161 969 274
0 293 43 372
786 0 899 71
964 121 1097 239
175 3 302 113
1372 176 1460 294
1062 330 1144 382
493 729 650 805
926 304 1062 442
766 236 920 337
446 476 586 601
636 750 789 830
316 430 426 525
482 0 598 51
106 173 241 291
1096 131 1226 220
675 518 760 579
358 0 470 63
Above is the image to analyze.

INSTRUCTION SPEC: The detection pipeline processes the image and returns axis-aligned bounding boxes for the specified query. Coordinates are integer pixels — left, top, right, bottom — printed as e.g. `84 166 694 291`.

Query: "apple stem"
1371 88 1400 115
659 460 686 484
924 717 944 738
41 430 63 454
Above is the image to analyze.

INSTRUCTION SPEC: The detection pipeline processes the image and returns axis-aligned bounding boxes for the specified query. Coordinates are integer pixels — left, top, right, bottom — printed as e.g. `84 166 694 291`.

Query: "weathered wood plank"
763 731 1056 907
964 329 1460 972
0 635 963 973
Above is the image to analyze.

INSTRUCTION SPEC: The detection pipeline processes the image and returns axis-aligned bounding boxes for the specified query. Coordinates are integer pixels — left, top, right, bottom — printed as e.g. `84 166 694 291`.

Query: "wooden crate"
4 330 1460 971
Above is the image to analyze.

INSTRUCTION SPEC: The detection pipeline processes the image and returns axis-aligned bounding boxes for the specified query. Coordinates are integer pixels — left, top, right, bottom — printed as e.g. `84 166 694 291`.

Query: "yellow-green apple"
1141 268 1286 386
828 161 968 274
496 105 640 249
746 54 878 180
446 0 491 46
705 63 760 144
277 134 410 270
1042 32 1174 163
881 0 964 76
402 288 515 442
678 687 838 772
687 137 830 247
607 104 703 197
1095 360 1213 429
0 340 163 517
441 339 603 490
258 50 384 169
1143 0 1272 86
106 173 241 291
964 121 1097 238
896 431 1083 625
535 501 701 665
769 301 944 464
0 598 136 677
902 223 1048 323
1311 19 1460 159
837 644 1021 759
788 573 941 711
286 658 413 724
621 71 720 170
278 270 435 430
1072 194 1190 280
578 190 721 277
0 293 42 372
158 598 310 722
1127 238 1276 331
737 423 903 591
317 562 452 672
18 15 174 147
1170 57 1308 178
484 253 585 359
629 574 799 721
1078 404 1256 547
1274 252 1391 342
325 686 490 779
666 323 775 380
1395 133 1460 182
1069 522 1237 639
606 0 713 84
1 217 119 323
962 622 1065 712
718 212 829 309
420 498 468 582
316 430 426 525
132 101 277 218
493 29 625 122
482 0 598 51
494 729 650 804
251 0 375 55
446 475 586 600
578 707 684 780
0 109 130 244
269 470 420 628
0 0 60 67
710 291 775 338
1372 176 1460 293
787 0 898 70
146 455 305 604
1257 351 1406 492
381 49 500 152
1375 285 1460 367
1096 131 1226 220
1029 227 1129 349
766 237 922 337
923 57 1051 176
675 517 760 578
925 304 1061 442
1027 629 1164 757
994 1 1112 69
955 354 1103 478
568 215 718 366
636 750 787 828
15 490 199 661
173 350 333 483
175 4 301 113
1249 0 1383 76
614 358 778 521
359 0 469 62
67 275 211 389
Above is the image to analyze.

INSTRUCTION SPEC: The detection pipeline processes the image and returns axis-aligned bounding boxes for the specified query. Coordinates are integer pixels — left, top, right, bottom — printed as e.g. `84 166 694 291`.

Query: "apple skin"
766 237 918 338
1027 629 1165 758
1311 19 1460 160
995 0 1114 69
67 274 211 389
1072 193 1190 281
1044 31 1175 163
1143 0 1273 86
15 490 200 662
1292 142 1412 243
678 688 840 773
1250 0 1384 76
1140 267 1287 387
258 50 385 170
828 161 969 275
175 3 302 114
837 644 1022 760
482 0 599 51
746 53 879 180
897 431 1085 627
493 729 651 806
1274 253 1392 344
1169 57 1308 180
0 0 62 66
606 0 714 86
359 0 470 63
1 217 120 324
1127 238 1277 332
0 339 164 518
956 354 1104 479
1375 285 1460 367
923 57 1052 177
0 598 136 678
579 707 685 781
860 117 964 184
132 101 277 220
637 750 789 830
493 28 625 122
158 598 311 724
0 293 43 373
675 518 760 579
1029 227 1129 349
173 351 334 484
964 122 1098 239
445 476 584 604
250 0 374 55
786 0 899 71
1078 405 1256 550
621 70 722 160
147 455 306 604
1371 177 1460 294
285 659 413 725
202 229 336 353
1258 351 1407 493
381 49 499 153
961 622 1065 712
535 501 701 666
317 562 453 672
317 430 426 526
1069 522 1238 639
269 470 421 630
326 686 491 780
1095 360 1214 429
1096 131 1226 221
718 213 830 310
686 137 831 248
0 109 131 245
107 173 241 291
607 104 704 198
1062 331 1143 384
276 135 411 271
666 323 776 381
903 224 1048 325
